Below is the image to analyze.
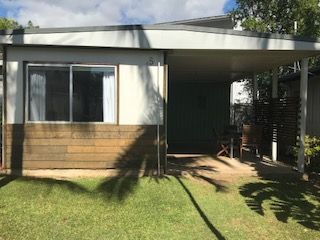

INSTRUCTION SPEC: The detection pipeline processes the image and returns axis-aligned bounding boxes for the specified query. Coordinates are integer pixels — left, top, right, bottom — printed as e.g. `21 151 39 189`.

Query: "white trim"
27 63 70 67
157 61 160 175
25 63 118 124
70 64 117 68
25 64 29 122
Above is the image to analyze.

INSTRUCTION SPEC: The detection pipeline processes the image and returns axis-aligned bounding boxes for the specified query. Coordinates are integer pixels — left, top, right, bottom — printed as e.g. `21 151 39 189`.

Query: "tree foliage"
0 17 39 30
0 17 21 30
26 20 39 29
231 0 320 37
230 1 320 99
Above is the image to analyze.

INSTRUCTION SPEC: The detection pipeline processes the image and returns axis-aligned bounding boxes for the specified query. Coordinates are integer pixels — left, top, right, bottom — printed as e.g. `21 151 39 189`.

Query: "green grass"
0 175 319 240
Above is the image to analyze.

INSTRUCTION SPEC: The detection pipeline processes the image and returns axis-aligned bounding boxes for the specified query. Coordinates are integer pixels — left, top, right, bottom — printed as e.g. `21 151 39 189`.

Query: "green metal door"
168 82 230 146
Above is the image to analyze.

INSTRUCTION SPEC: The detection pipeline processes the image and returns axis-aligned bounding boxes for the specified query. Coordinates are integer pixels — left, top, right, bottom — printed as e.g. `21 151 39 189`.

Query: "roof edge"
155 14 231 25
0 24 319 43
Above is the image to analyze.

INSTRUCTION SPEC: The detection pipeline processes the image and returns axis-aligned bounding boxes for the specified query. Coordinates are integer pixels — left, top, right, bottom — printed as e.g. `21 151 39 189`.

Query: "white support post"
229 82 235 159
272 68 278 162
157 61 161 176
298 58 309 173
252 73 260 160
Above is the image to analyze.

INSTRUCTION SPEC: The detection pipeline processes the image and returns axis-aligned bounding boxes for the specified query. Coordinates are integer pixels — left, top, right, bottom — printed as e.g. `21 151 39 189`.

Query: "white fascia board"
1 29 320 51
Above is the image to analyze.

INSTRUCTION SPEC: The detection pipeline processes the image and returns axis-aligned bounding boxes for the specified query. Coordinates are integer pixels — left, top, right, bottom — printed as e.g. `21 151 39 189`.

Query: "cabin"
0 15 319 173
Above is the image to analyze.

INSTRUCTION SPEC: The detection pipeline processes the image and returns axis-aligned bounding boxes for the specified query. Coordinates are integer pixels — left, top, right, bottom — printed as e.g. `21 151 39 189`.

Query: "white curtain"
29 71 46 121
103 72 115 123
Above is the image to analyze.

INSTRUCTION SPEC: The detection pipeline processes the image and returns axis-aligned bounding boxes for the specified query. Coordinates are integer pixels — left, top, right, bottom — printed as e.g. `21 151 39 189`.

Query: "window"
28 66 69 121
73 66 115 122
27 64 116 123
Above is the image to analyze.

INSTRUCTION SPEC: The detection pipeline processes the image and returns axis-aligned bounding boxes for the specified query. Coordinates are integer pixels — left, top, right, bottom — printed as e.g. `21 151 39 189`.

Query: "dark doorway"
167 80 230 154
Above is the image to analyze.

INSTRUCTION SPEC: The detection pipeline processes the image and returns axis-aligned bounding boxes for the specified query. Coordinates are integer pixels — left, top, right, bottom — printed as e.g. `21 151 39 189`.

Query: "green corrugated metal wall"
168 82 230 144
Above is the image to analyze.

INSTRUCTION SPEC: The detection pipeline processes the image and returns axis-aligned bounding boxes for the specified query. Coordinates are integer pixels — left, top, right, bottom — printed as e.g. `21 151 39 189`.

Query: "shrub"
293 135 320 172
305 136 320 172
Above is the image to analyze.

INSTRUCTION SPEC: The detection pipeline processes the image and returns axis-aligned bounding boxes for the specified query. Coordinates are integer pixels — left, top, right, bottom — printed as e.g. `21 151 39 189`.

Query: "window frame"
25 62 118 124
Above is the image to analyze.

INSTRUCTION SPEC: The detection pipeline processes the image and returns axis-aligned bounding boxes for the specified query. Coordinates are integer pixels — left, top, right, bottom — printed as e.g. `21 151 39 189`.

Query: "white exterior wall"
6 46 164 125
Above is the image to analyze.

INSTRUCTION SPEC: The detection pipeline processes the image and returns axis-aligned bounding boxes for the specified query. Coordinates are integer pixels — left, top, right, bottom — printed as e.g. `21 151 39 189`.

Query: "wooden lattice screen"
254 99 272 145
273 98 300 146
254 97 300 150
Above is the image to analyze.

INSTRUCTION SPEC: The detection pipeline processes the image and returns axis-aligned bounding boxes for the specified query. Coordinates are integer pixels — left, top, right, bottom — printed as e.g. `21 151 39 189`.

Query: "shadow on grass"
0 173 226 239
240 175 320 230
165 154 229 238
97 175 169 201
168 155 229 193
175 177 226 240
237 150 320 230
22 177 89 194
0 175 165 200
0 175 18 188
0 175 89 194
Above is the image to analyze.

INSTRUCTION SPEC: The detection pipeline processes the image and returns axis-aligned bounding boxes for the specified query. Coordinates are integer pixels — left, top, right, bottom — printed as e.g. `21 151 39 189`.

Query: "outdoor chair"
216 125 238 157
240 124 263 161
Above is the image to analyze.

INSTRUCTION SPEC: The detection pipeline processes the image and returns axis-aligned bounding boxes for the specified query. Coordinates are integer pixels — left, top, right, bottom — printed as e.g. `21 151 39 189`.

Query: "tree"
26 20 39 29
0 18 39 30
231 0 320 37
229 0 320 99
0 17 21 29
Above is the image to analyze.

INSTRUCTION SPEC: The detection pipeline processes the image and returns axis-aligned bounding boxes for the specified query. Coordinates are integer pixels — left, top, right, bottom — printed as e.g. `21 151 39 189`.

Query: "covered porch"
166 47 317 173
167 153 297 181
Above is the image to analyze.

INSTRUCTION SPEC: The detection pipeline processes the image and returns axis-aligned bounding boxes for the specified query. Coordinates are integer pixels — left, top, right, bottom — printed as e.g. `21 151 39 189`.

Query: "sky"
0 0 237 27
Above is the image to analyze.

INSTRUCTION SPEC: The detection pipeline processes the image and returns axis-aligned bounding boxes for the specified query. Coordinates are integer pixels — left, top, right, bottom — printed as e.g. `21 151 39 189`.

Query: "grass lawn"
0 174 319 240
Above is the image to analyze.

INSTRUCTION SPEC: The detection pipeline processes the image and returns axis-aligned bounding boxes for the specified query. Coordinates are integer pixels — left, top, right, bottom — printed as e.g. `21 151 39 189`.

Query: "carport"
160 26 320 173
166 50 310 154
